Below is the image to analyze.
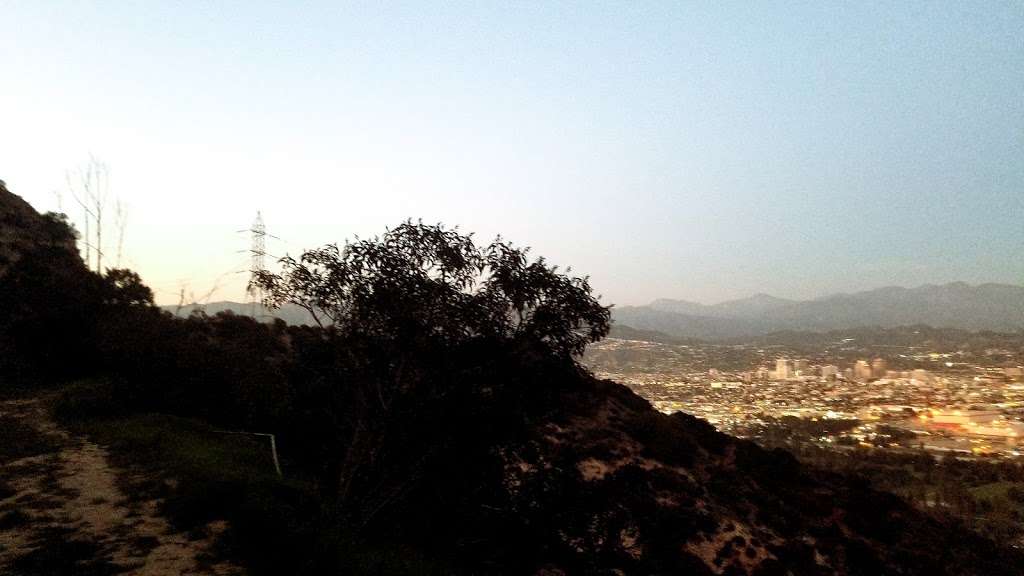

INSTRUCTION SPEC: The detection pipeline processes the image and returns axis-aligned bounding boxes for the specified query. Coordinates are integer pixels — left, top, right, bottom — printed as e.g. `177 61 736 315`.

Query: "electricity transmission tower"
238 211 285 318
245 212 267 315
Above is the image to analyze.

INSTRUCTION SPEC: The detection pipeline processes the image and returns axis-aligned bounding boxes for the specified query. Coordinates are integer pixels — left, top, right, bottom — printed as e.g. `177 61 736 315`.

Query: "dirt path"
0 397 243 575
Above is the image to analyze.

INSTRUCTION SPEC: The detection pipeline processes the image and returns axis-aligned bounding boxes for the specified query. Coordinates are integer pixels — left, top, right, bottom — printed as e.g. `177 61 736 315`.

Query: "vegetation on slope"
2 183 1022 574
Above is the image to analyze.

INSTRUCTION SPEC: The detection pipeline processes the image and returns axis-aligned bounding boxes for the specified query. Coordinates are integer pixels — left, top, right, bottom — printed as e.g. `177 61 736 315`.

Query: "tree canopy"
253 221 611 358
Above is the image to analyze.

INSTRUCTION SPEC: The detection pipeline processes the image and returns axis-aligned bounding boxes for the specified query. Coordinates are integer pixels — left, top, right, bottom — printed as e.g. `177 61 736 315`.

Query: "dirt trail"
0 397 242 575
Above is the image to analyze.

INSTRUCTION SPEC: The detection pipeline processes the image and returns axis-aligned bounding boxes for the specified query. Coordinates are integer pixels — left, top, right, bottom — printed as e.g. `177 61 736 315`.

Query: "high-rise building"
775 358 791 380
871 358 888 379
820 365 839 379
793 359 810 375
854 360 873 381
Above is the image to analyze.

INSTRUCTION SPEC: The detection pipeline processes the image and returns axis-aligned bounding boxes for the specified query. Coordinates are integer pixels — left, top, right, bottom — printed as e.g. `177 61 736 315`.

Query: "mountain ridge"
162 300 317 325
617 282 1024 340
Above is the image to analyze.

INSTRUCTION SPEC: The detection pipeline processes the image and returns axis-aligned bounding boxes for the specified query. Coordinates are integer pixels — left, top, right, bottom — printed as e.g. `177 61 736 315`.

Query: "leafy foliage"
244 222 613 529
254 221 610 357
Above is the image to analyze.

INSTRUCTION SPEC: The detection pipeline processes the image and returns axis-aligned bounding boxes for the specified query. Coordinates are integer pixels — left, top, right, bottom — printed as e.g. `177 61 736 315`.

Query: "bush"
52 379 128 422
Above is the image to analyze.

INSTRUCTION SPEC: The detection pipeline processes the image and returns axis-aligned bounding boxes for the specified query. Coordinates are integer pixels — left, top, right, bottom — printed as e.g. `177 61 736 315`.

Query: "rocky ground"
0 396 242 576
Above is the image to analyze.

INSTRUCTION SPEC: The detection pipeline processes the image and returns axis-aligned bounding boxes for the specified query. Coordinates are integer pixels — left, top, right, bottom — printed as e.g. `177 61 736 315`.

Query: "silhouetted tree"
252 221 611 526
255 221 609 356
99 268 154 307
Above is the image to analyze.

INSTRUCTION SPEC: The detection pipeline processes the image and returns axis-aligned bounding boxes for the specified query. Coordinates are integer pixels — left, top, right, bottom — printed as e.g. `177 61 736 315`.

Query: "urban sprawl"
586 338 1024 458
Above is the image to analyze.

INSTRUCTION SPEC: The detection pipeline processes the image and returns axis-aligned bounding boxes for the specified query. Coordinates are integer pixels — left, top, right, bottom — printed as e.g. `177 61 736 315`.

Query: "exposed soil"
0 397 242 575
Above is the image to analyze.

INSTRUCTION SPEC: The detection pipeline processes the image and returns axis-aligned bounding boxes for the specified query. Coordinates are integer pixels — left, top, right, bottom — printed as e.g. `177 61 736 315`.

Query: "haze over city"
2 2 1022 306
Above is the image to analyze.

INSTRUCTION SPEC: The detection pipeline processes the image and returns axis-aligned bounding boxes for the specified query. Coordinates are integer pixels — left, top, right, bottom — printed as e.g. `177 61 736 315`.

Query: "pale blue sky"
2 2 1022 305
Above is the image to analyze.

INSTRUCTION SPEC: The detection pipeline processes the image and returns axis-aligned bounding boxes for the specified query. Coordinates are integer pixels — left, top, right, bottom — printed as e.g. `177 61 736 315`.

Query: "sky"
1 2 1022 306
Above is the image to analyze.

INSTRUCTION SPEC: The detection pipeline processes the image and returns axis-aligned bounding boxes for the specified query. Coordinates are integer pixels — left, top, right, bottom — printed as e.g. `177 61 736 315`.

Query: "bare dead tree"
114 198 128 267
194 277 224 306
90 158 106 272
66 157 123 273
51 188 64 213
66 171 94 268
172 276 226 318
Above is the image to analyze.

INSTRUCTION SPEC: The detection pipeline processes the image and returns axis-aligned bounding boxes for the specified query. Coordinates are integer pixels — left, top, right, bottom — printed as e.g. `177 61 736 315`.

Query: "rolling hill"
614 283 1024 340
162 300 317 325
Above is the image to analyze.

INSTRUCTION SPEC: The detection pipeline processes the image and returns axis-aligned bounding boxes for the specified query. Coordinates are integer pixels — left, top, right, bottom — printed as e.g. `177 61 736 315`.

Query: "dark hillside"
0 180 77 275
2 182 1021 574
0 182 154 385
482 377 1022 574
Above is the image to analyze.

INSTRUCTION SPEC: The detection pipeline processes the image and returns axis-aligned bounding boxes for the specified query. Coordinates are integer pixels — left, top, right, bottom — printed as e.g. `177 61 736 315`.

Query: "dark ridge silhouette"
0 179 77 275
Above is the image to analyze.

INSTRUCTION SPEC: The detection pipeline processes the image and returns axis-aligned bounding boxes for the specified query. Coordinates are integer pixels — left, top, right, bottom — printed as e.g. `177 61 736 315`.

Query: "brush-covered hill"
0 181 107 383
487 377 1022 574
0 180 77 276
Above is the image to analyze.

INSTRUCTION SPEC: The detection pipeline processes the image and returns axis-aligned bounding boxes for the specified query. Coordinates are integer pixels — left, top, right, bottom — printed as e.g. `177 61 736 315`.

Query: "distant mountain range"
162 301 317 325
166 282 1024 341
613 282 1024 340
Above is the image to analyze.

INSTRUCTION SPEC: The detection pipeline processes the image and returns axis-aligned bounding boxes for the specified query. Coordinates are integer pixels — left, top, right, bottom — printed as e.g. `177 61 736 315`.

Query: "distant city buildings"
770 358 815 379
793 359 810 376
871 358 888 379
774 358 791 380
587 338 1024 458
855 360 873 381
764 358 906 383
921 409 1023 447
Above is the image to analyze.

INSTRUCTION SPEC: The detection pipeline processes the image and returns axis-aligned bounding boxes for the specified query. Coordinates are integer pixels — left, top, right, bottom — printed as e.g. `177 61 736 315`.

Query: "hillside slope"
490 378 1022 574
0 180 77 276
0 396 241 575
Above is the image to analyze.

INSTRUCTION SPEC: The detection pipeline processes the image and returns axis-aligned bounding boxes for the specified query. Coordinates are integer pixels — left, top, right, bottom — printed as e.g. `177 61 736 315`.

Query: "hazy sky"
2 2 1022 306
